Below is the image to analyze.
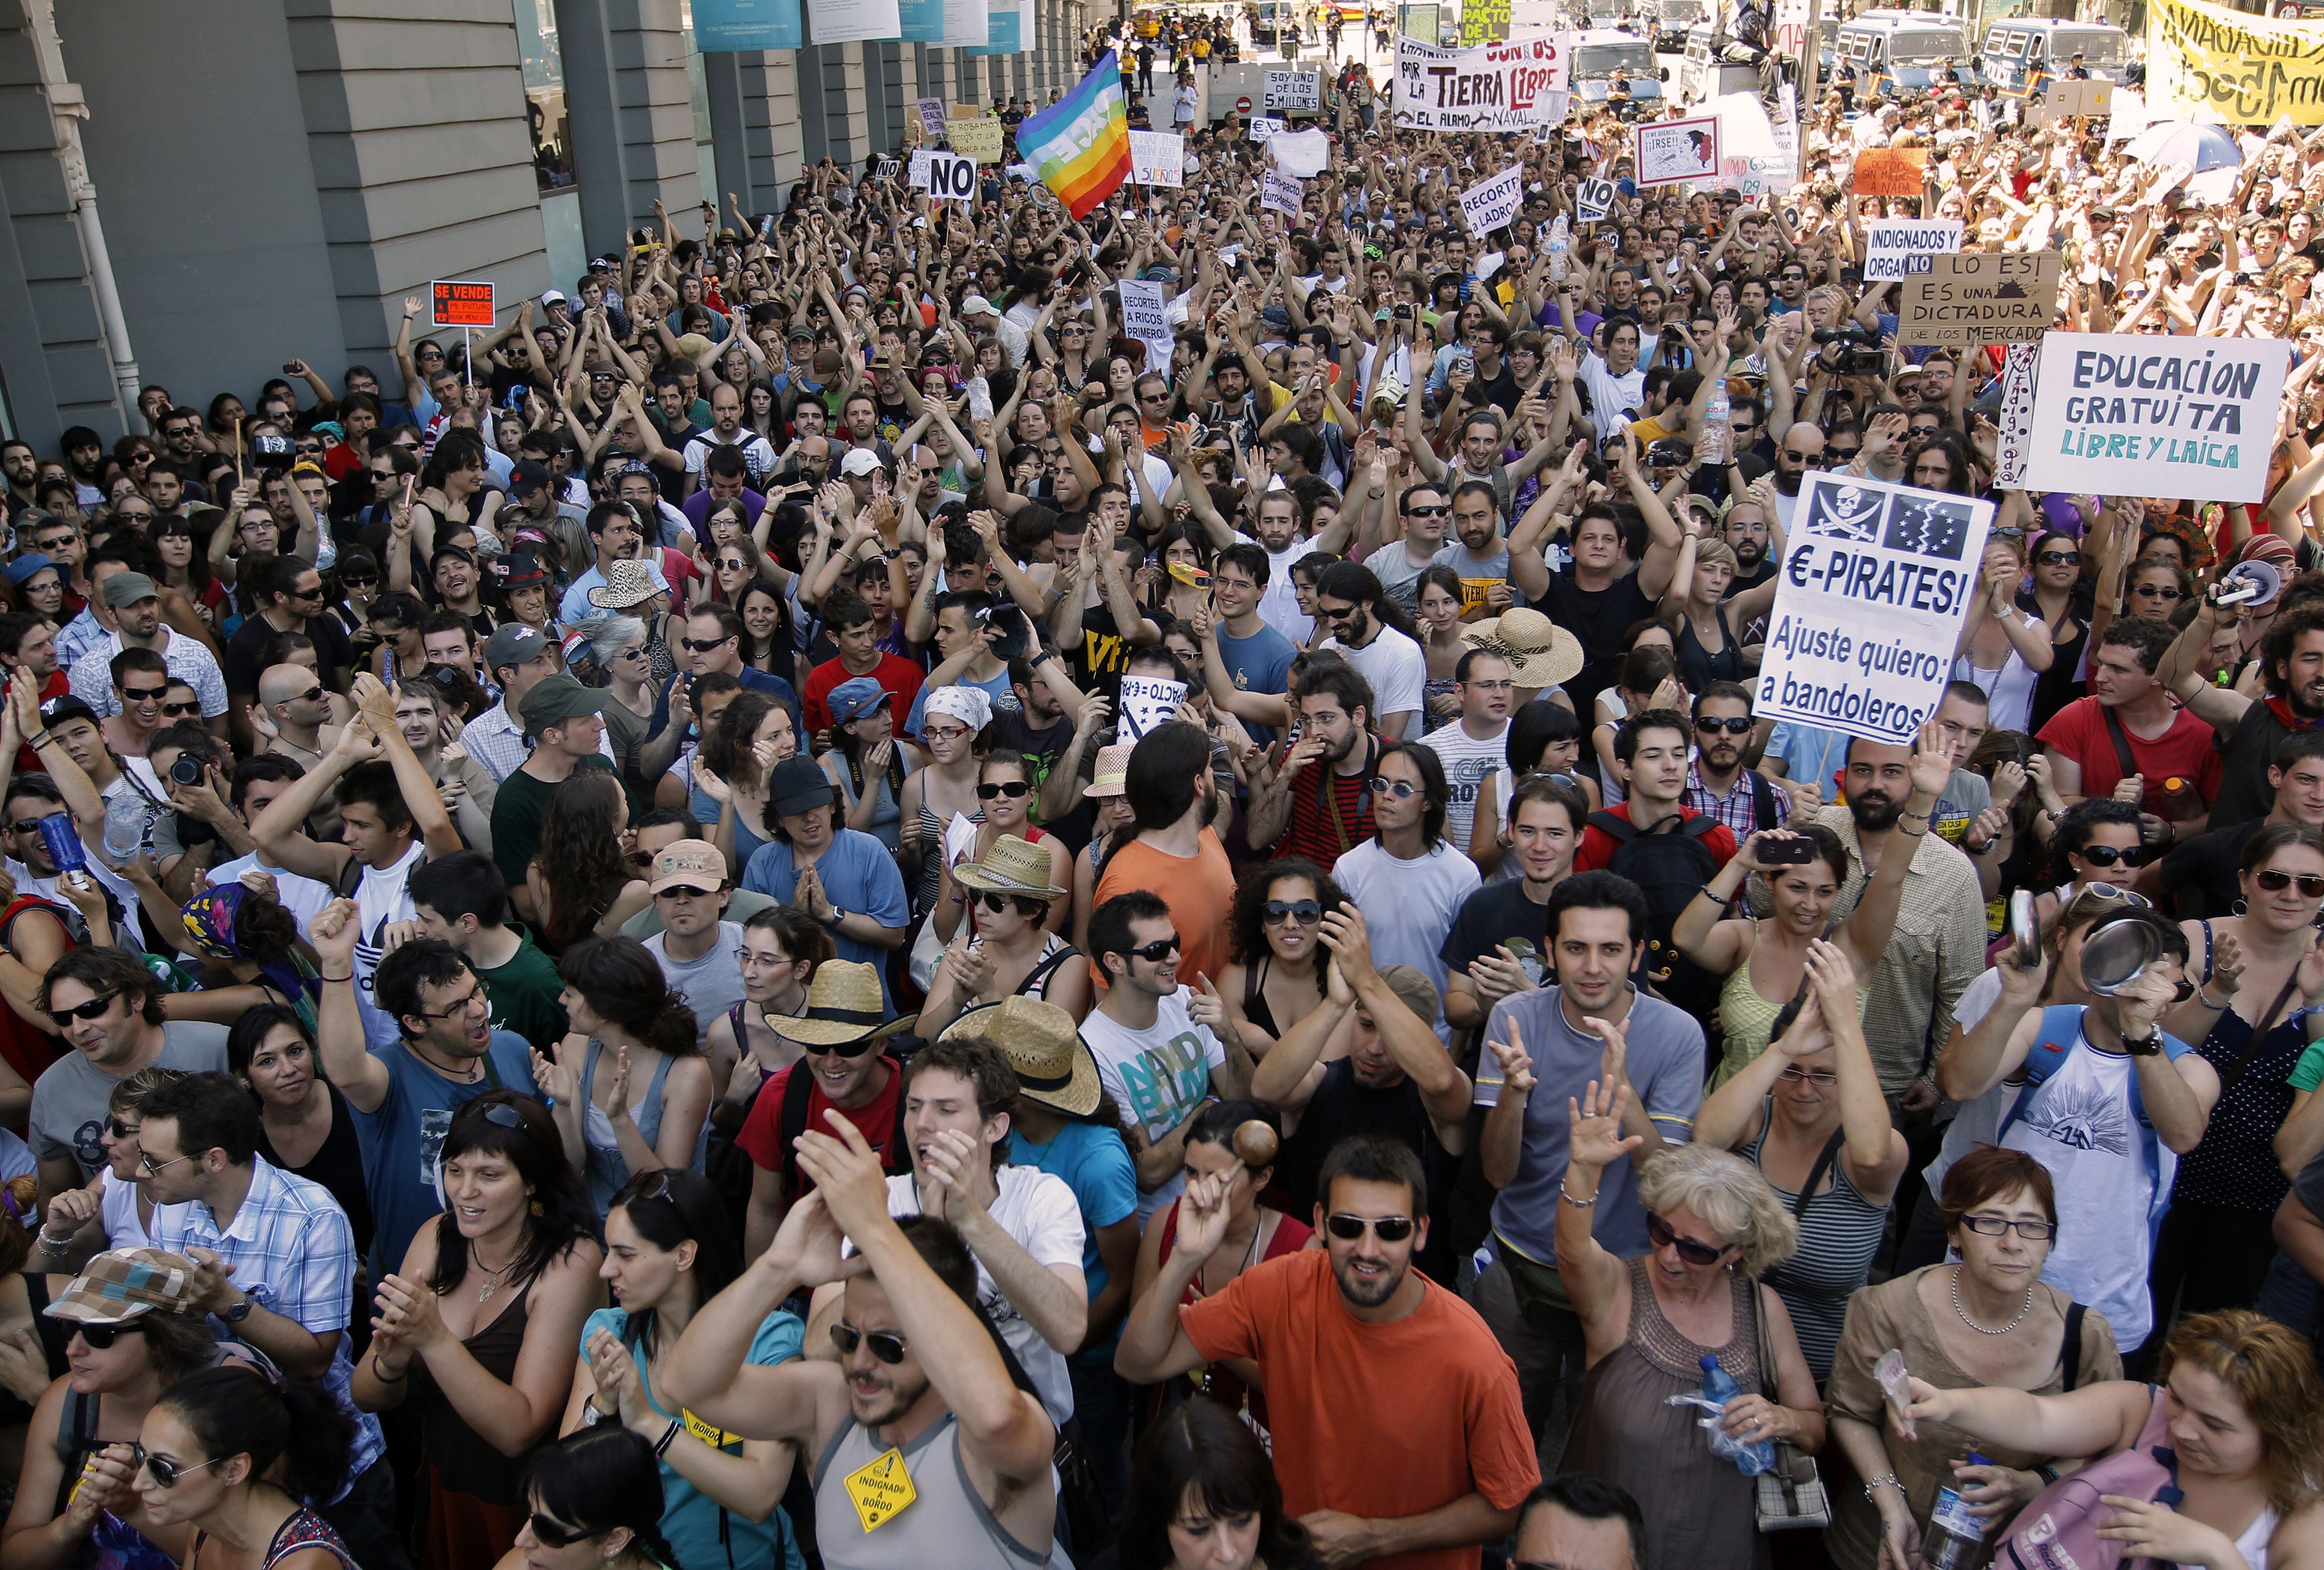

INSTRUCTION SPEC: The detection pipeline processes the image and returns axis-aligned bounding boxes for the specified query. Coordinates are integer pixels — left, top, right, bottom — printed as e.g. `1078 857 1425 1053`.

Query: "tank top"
2177 929 2306 1213
812 1412 1059 1570
577 1040 709 1215
415 1276 534 1506
832 751 907 851
1676 604 1743 692
190 1506 357 1570
1744 1109 1891 1380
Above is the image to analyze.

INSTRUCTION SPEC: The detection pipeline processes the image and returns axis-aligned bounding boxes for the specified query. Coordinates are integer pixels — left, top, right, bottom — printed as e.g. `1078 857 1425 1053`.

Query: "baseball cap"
2 554 55 588
39 694 97 730
98 572 159 609
840 448 884 478
767 757 838 816
541 289 568 307
483 622 549 674
649 839 726 895
786 322 819 344
509 460 553 499
960 294 999 317
828 676 891 725
518 673 609 733
46 1248 200 1326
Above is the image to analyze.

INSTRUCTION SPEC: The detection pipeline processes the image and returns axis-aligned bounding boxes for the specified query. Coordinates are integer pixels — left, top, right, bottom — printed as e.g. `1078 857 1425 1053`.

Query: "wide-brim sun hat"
587 557 670 610
1460 607 1583 689
951 834 1068 900
768 960 912 1048
938 996 1099 1116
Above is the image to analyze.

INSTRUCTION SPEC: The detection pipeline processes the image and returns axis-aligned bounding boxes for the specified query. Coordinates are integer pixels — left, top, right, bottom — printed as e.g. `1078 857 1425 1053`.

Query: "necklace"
1951 1264 2034 1336
474 1248 519 1305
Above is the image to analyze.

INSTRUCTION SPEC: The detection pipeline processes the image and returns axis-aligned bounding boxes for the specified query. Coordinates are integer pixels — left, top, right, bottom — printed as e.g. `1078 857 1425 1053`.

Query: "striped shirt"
1274 760 1375 873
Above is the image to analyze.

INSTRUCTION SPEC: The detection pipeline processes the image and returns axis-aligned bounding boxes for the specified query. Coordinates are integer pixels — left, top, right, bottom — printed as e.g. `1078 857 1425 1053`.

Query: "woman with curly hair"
691 689 797 873
527 772 651 959
1197 859 1345 1059
535 936 711 1216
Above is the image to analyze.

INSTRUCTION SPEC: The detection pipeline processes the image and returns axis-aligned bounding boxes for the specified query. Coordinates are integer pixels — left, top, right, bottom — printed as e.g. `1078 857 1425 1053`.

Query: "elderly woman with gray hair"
574 613 663 813
1556 1069 1825 1570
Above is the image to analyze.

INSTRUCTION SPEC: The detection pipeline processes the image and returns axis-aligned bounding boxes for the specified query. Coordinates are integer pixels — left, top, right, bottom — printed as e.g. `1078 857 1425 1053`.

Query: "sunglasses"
831 1323 908 1364
681 636 736 652
1828 445 1861 461
975 889 1048 917
339 574 378 589
73 1320 149 1352
1323 1212 1416 1242
1405 504 1448 517
121 685 168 703
526 1512 608 1551
2035 550 2081 566
8 814 60 834
657 885 717 900
134 1448 223 1494
160 701 200 718
804 1033 883 1059
1365 776 1421 800
2075 843 2149 870
2132 583 2185 601
106 1117 137 1140
2255 869 2324 897
45 992 120 1023
975 781 1032 800
1262 898 1323 926
1119 933 1182 963
1646 1212 1730 1266
1696 716 1753 735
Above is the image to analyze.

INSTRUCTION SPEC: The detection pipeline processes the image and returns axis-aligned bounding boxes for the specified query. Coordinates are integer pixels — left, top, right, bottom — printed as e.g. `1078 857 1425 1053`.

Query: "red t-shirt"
734 1056 906 1190
1180 1250 1541 1570
1272 765 1376 873
1573 800 1739 873
2036 695 2223 817
801 652 927 738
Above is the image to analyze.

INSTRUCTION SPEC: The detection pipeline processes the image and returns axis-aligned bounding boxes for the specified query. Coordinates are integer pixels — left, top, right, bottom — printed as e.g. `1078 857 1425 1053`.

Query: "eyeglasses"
1696 716 1754 735
1646 1212 1730 1266
2075 843 2149 869
526 1512 608 1551
2035 550 2080 566
681 636 736 652
413 983 487 1020
1262 898 1323 926
831 1322 909 1363
1957 1212 2057 1241
2131 583 2185 601
72 1320 148 1352
139 1148 198 1176
2255 869 2324 897
1323 1212 1416 1242
1119 933 1182 963
975 781 1032 800
160 701 200 718
976 889 1048 917
922 725 970 744
1777 1065 1839 1088
45 992 119 1023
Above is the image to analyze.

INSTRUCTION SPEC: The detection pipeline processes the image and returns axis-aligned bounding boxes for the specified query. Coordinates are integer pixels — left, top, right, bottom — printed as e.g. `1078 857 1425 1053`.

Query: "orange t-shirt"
1091 827 1237 991
1180 1251 1541 1570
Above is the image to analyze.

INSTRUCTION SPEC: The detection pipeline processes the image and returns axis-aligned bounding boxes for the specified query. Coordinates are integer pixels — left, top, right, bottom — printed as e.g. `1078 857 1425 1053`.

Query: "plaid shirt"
1684 761 1791 840
148 1158 382 1491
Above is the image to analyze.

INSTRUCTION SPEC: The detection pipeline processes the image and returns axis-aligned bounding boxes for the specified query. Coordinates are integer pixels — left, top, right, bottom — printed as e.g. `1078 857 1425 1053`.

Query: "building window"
514 0 576 191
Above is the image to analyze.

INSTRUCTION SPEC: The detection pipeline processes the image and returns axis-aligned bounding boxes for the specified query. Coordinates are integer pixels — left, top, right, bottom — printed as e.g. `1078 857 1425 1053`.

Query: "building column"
798 25 870 168
702 48 803 214
555 0 702 257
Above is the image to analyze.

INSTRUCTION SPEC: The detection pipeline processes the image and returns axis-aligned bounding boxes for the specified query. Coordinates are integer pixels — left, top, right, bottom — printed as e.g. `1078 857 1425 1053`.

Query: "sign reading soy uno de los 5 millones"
1755 472 1994 745
2023 333 2293 506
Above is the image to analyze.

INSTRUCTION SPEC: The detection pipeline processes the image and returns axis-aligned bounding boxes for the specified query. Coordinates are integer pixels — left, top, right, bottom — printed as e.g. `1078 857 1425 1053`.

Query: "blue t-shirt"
355 1029 540 1277
581 1305 806 1570
1766 719 1854 799
1217 622 1298 748
740 830 911 1011
904 667 1017 738
1006 1121 1140 1365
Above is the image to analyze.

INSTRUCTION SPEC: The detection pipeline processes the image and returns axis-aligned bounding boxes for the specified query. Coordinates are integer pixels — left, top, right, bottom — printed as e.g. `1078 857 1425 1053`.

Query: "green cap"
517 673 607 733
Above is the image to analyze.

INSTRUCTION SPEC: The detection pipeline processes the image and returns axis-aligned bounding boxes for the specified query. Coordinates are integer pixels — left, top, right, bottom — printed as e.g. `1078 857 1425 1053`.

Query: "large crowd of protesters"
0 7 2317 1569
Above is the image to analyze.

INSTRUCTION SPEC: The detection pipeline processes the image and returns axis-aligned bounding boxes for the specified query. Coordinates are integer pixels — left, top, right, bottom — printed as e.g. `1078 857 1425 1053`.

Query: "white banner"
1392 32 1571 132
1268 126 1332 177
1863 219 1963 283
2023 333 2293 506
908 148 933 186
1261 167 1304 217
1635 114 1719 187
1458 166 1525 236
1119 674 1187 741
1756 472 1995 746
921 150 978 201
1575 176 1616 223
917 97 948 138
1128 130 1184 185
1993 342 2040 490
805 0 901 45
1264 67 1321 112
1247 115 1286 140
1118 278 1168 340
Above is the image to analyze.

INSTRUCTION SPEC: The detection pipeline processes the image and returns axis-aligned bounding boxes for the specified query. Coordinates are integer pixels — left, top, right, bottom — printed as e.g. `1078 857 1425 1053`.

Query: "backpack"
1994 1005 2188 1247
774 1058 912 1197
1587 809 1724 1015
1998 1386 2179 1570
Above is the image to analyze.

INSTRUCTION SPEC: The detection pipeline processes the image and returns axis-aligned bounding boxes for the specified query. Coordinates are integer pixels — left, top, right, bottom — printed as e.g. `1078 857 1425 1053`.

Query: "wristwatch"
220 1295 254 1323
2122 1029 2164 1057
827 906 849 927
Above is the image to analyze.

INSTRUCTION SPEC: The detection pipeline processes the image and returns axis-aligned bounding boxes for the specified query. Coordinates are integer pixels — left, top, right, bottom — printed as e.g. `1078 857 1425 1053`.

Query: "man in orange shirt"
1092 721 1235 987
1116 1134 1539 1570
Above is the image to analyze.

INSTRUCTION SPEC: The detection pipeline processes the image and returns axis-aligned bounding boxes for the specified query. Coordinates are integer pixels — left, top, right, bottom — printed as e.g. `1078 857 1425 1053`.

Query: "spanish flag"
1014 52 1132 220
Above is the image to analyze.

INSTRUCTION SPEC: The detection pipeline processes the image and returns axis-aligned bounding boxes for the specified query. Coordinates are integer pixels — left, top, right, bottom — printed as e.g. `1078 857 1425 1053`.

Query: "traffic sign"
1235 95 1253 113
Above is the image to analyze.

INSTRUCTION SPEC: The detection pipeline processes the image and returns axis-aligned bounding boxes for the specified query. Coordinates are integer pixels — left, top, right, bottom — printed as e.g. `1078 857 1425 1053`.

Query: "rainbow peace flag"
1014 52 1132 220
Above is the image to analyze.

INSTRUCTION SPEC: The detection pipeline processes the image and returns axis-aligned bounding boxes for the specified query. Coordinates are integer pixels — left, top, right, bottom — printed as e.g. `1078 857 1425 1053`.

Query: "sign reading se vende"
430 280 496 328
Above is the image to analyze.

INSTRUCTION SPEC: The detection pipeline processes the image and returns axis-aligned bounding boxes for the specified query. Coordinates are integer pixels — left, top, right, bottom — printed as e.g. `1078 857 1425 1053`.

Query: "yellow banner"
2145 0 2324 126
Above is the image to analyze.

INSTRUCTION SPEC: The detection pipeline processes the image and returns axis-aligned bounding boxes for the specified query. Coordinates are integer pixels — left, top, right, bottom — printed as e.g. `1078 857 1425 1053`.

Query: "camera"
972 601 1030 661
169 754 206 788
1814 326 1885 376
1646 437 1694 467
1759 834 1816 865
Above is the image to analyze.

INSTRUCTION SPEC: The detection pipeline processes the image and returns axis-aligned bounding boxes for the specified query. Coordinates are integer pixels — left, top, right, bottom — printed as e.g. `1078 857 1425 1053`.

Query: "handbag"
1751 1132 1837 1533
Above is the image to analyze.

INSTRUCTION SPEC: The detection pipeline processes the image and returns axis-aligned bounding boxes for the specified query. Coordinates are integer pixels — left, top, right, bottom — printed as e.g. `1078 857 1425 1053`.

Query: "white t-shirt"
1417 718 1511 849
1330 838 1480 1038
682 432 779 485
100 1169 151 1250
881 1167 1086 1424
1080 988 1225 1219
1577 349 1648 430
1319 624 1427 727
1255 535 1319 646
352 843 425 1049
204 853 336 937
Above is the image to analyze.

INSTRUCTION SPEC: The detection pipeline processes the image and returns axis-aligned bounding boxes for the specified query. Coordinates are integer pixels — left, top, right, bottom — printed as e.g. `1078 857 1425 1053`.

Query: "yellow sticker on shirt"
841 1446 917 1532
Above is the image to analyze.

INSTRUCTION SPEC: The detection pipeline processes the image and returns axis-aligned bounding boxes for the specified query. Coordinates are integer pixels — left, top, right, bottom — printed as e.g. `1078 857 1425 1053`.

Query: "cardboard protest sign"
1635 115 1719 188
1261 167 1304 217
1862 218 1963 283
1575 176 1616 222
1118 673 1187 740
2038 77 2112 118
1391 33 1571 132
1458 166 1526 236
1852 147 1927 196
1128 130 1184 185
1264 68 1321 112
1755 472 1995 745
2023 333 2293 505
1901 251 2062 345
948 114 1005 163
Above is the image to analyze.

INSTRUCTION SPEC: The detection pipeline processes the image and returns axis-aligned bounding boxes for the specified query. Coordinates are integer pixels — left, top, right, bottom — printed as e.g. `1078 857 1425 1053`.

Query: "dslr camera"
1814 325 1885 377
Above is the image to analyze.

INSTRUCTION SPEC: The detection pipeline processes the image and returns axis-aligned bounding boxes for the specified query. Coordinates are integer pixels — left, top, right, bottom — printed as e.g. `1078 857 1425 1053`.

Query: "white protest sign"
1264 68 1321 112
1755 472 1995 746
1128 130 1184 186
1993 342 2040 490
2023 333 2292 507
1118 278 1169 340
1635 115 1719 188
1459 166 1525 236
1391 32 1571 132
908 148 933 186
1118 674 1187 741
1575 176 1616 222
1268 126 1331 177
917 97 948 138
1248 115 1286 140
1862 218 1963 283
876 156 900 181
1261 167 1304 217
921 151 978 202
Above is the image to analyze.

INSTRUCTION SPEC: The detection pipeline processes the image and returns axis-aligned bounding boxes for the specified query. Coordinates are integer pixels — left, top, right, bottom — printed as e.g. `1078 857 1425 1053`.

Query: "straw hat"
939 996 1098 1116
1086 742 1134 798
951 834 1068 900
768 960 909 1048
1461 608 1583 689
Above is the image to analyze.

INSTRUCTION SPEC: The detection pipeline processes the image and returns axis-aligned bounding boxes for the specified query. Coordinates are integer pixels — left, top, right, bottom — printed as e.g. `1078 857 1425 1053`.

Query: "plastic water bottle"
1922 1455 1994 1570
1698 1356 1777 1475
1700 376 1732 466
1548 214 1570 283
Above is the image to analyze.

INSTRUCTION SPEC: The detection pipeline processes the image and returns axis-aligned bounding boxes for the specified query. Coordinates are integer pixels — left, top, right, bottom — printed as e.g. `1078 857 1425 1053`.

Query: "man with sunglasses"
1938 908 2218 1350
28 947 228 1196
1683 683 1789 840
223 556 352 757
638 840 746 1045
63 566 227 748
1119 1131 1538 1567
1763 423 1822 531
255 662 343 804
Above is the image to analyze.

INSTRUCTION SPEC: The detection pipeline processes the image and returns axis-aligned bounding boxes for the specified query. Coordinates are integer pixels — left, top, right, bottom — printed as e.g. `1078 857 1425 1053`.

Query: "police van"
1977 18 2131 98
1569 28 1666 115
1679 22 1768 104
1833 9 1974 97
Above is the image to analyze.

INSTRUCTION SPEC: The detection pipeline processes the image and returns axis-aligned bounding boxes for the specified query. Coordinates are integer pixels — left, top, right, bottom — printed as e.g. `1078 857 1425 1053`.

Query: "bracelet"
320 972 355 984
26 732 52 748
1558 1180 1598 1207
1862 1474 1904 1503
32 1230 69 1251
1700 889 1732 908
371 1355 408 1383
2035 1464 2062 1487
654 1418 682 1456
2197 985 2231 1009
